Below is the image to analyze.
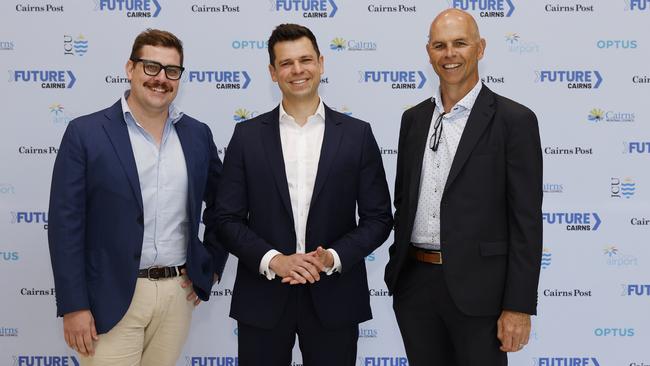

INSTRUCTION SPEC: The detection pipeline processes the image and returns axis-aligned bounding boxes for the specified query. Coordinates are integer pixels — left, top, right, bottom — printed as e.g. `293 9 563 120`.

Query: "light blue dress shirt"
121 91 189 269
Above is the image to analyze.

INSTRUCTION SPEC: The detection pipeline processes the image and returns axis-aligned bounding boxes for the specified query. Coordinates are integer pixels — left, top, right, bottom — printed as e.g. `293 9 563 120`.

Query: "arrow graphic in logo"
417 71 427 89
505 0 515 16
328 0 338 16
592 213 601 231
67 71 76 88
152 0 161 17
593 71 602 88
242 71 251 89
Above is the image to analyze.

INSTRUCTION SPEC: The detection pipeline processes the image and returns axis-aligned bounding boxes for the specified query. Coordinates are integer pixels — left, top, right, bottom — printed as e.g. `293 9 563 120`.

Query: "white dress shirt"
411 81 483 250
259 99 342 279
121 91 189 269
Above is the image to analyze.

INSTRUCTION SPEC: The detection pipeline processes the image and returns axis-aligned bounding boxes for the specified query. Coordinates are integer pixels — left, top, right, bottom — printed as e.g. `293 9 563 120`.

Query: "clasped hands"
269 246 333 285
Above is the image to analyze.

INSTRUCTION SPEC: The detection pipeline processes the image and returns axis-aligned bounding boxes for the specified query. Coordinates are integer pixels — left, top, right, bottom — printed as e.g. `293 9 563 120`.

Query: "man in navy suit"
214 24 393 366
48 29 228 366
384 9 543 366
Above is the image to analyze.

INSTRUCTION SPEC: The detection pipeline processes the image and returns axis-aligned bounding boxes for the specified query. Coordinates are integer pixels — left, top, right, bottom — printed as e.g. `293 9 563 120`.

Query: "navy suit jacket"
48 100 228 334
214 105 393 329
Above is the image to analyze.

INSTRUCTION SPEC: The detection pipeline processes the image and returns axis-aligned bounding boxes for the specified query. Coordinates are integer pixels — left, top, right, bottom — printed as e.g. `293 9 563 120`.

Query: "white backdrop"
1 1 649 365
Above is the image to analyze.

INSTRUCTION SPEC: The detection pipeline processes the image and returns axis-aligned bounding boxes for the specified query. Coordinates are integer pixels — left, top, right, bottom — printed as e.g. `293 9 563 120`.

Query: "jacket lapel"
443 86 496 194
406 100 435 215
310 105 343 207
101 100 143 212
261 107 294 223
174 117 196 223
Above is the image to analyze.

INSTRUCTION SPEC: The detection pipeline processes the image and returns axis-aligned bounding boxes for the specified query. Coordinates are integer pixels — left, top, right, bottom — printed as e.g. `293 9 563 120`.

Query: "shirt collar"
432 81 483 114
279 98 325 124
121 90 184 125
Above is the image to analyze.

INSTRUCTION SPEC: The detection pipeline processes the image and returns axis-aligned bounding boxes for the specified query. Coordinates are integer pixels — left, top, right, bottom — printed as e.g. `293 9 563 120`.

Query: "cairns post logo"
535 70 602 89
534 357 600 366
232 108 258 122
95 0 161 17
542 212 601 231
12 356 79 366
450 0 515 17
270 0 338 18
505 32 540 54
541 248 551 269
184 356 238 365
185 70 251 90
9 70 76 89
625 0 650 11
588 108 635 123
64 34 88 56
603 246 639 267
623 141 650 154
611 177 636 199
330 37 377 52
359 70 426 90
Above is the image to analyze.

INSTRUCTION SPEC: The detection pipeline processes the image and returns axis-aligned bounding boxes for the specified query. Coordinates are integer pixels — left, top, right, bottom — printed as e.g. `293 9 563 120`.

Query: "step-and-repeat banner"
1 1 649 365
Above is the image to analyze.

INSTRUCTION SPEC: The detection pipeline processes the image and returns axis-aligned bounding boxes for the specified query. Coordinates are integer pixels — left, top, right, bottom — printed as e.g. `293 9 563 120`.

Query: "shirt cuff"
259 250 281 280
325 248 342 275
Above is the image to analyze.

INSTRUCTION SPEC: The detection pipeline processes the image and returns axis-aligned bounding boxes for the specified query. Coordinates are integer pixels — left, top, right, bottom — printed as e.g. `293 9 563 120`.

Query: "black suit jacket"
215 104 393 329
384 85 543 316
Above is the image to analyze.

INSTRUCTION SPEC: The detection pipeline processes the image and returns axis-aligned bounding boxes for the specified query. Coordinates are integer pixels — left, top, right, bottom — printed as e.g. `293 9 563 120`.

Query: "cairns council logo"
64 34 88 56
588 108 634 123
95 0 161 17
270 0 338 18
451 0 515 17
329 37 377 52
232 108 258 122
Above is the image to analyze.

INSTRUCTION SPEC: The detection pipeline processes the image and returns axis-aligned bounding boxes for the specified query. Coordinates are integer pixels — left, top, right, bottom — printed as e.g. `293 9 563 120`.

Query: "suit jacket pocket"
479 241 508 256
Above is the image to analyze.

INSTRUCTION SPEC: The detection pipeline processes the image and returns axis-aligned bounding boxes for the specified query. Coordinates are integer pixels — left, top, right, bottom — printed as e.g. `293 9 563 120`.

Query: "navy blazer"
385 85 543 316
48 100 228 334
214 105 393 329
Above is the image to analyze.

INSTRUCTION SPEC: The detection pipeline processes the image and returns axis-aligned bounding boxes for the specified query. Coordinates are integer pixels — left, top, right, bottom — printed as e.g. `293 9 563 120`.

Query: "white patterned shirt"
410 81 483 250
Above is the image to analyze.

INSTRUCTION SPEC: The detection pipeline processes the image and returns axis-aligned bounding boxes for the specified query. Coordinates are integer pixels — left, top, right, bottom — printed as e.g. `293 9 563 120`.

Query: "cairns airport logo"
535 70 602 89
604 246 639 267
12 356 79 366
533 357 600 366
95 0 161 17
542 212 601 231
64 34 88 56
10 211 48 230
505 33 539 54
330 37 377 52
9 70 76 89
588 108 635 123
270 0 338 18
611 177 636 199
184 70 251 90
625 0 650 10
451 0 515 17
50 103 73 125
359 70 426 90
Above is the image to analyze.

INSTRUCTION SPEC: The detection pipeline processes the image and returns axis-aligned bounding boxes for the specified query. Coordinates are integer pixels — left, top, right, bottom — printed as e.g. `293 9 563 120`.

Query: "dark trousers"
238 286 358 366
393 259 507 366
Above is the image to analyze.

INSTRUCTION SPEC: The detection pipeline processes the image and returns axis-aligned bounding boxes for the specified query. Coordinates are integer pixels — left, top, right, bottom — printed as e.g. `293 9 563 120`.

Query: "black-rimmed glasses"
130 58 185 80
429 112 446 152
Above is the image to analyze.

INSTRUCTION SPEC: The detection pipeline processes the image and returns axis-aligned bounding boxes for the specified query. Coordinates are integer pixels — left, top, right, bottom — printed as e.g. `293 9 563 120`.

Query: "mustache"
143 80 173 92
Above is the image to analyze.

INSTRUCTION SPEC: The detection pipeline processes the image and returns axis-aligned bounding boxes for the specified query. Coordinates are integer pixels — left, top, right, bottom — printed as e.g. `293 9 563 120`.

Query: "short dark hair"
130 28 184 66
268 23 320 66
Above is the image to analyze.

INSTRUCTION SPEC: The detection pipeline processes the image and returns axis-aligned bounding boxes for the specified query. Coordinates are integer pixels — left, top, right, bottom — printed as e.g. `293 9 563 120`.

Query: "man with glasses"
384 9 543 366
48 28 228 366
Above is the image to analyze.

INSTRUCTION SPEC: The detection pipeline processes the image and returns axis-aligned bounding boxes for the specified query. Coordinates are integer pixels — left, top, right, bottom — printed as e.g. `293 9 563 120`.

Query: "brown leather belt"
137 264 186 280
409 246 442 264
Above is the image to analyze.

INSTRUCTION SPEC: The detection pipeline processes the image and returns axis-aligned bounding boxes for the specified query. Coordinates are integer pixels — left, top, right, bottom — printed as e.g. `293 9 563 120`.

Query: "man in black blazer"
384 9 543 366
214 24 393 366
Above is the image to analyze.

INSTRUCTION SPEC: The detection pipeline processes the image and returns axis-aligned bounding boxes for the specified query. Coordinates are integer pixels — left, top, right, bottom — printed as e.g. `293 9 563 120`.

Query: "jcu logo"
64 34 88 56
9 70 76 89
541 248 551 269
611 177 636 199
13 356 79 366
95 0 161 17
625 0 649 10
450 0 515 17
270 0 338 18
